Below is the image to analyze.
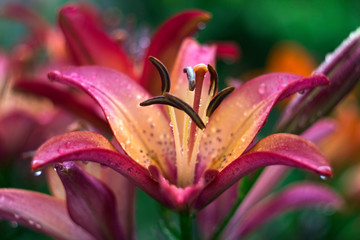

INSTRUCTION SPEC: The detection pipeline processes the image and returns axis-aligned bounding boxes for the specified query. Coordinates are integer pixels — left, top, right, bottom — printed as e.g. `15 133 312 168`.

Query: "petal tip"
317 165 333 177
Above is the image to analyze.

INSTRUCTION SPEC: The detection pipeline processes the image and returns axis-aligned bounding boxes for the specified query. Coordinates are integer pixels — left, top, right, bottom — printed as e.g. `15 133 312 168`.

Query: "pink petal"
277 28 360 134
225 119 337 234
197 182 239 239
300 118 337 143
32 131 170 207
48 66 175 176
139 10 212 94
15 81 110 132
56 161 125 240
58 4 136 78
0 189 94 240
194 133 332 209
0 111 38 159
229 183 343 239
99 167 136 240
213 41 241 61
199 73 329 171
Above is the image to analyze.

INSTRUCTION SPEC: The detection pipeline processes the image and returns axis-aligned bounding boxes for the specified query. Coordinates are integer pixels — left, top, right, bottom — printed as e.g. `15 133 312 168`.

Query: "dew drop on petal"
35 223 42 229
258 83 266 94
34 171 42 177
197 22 206 30
320 175 328 181
57 148 65 154
10 221 18 228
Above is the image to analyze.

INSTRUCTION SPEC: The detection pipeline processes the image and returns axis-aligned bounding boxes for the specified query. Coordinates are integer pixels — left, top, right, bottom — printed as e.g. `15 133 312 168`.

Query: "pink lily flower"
32 36 331 211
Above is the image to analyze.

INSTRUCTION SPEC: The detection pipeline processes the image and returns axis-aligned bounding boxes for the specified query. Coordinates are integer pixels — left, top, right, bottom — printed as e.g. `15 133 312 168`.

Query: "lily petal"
58 4 136 78
200 73 329 170
213 41 241 62
228 183 343 239
139 10 211 94
194 133 332 209
277 27 360 134
32 131 170 207
48 66 175 174
0 189 94 240
197 182 239 239
225 118 337 233
56 162 125 240
15 81 110 132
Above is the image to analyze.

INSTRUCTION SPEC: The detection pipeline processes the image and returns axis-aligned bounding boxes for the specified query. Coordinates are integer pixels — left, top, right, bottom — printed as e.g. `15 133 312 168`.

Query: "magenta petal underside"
194 133 332 209
58 4 135 78
47 66 175 176
15 81 110 132
230 183 343 239
32 131 172 207
197 182 239 239
0 189 94 240
213 41 241 61
225 119 337 234
199 73 329 171
56 162 125 240
300 118 337 143
139 10 211 94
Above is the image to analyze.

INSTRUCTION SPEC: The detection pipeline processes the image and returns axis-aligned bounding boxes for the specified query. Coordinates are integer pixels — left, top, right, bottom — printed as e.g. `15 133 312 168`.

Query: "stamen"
148 56 170 94
164 93 206 129
207 64 218 96
206 86 235 117
183 67 196 91
139 95 178 109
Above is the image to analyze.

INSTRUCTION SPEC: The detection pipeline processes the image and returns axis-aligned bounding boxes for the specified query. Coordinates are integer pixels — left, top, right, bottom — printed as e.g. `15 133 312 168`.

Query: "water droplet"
28 220 34 225
35 223 42 229
197 22 206 30
240 137 246 142
258 83 266 94
14 214 20 220
320 175 328 181
69 72 78 78
57 148 65 154
34 171 42 176
10 221 18 228
52 70 61 75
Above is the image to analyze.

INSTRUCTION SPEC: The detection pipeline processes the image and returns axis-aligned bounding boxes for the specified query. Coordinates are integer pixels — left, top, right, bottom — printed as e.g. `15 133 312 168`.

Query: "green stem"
179 212 192 240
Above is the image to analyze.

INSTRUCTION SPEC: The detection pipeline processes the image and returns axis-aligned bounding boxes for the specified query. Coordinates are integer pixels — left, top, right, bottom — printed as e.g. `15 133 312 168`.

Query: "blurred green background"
0 0 359 239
